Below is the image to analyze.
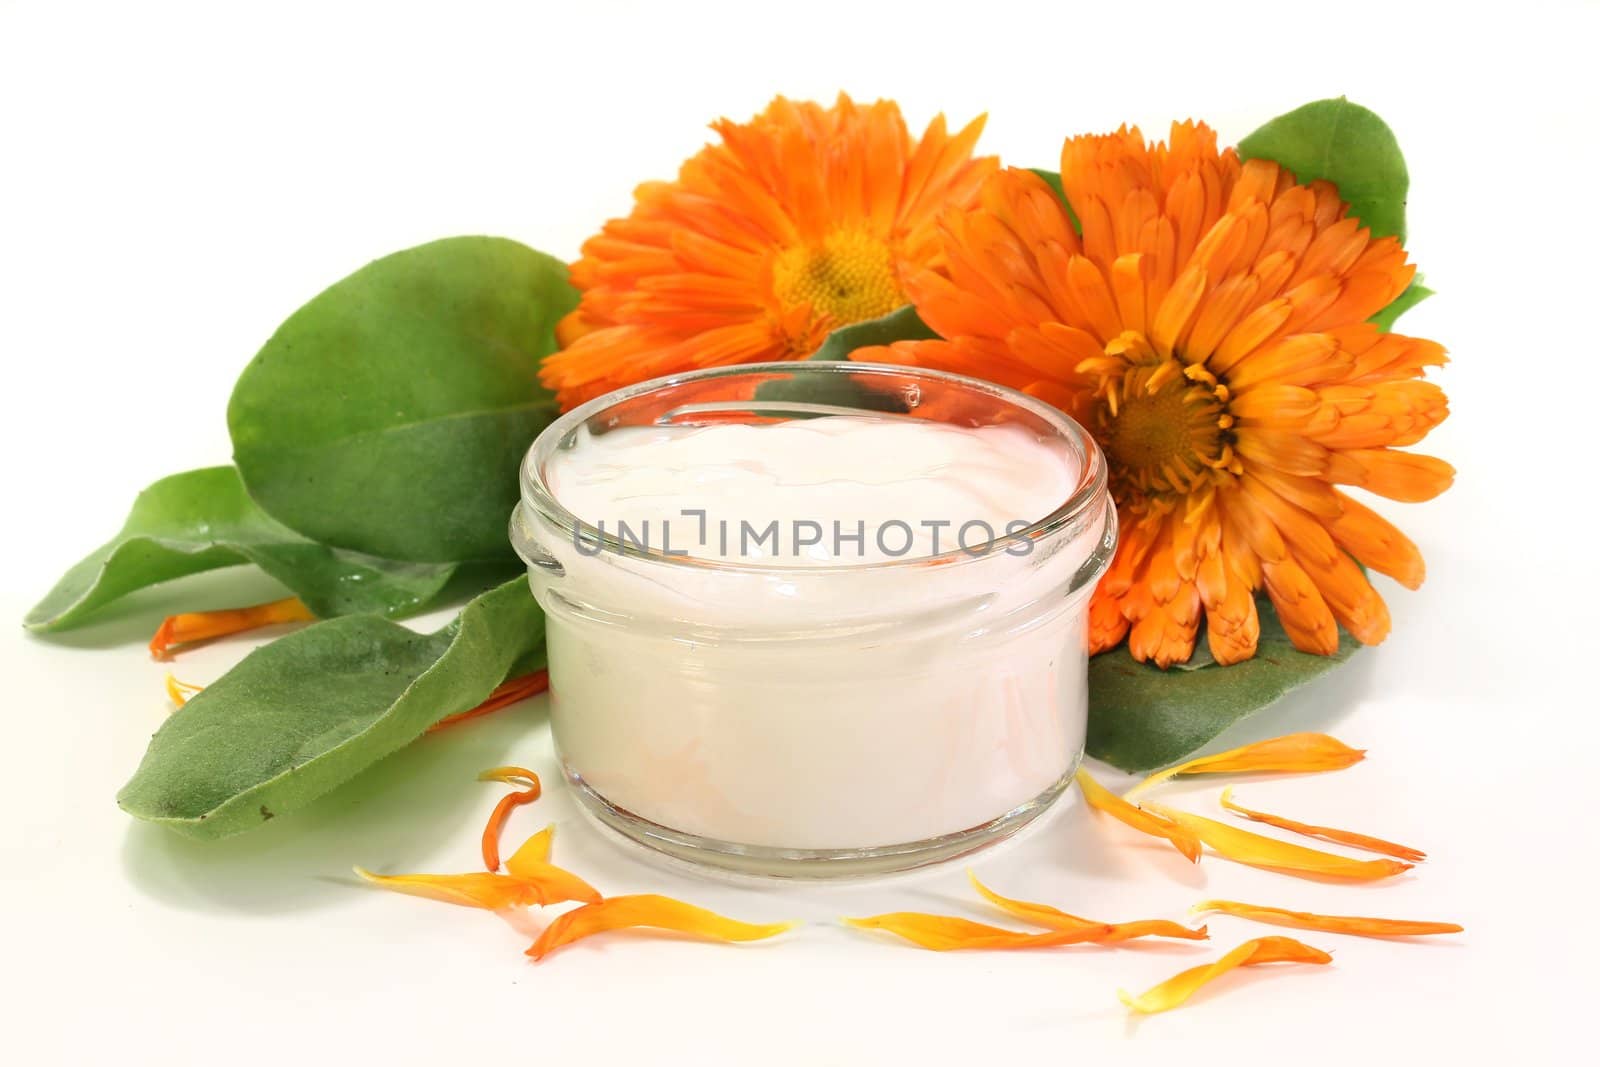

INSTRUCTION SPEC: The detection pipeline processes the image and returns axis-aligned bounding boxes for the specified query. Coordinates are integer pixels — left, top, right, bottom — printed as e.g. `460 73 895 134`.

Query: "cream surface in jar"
512 363 1114 875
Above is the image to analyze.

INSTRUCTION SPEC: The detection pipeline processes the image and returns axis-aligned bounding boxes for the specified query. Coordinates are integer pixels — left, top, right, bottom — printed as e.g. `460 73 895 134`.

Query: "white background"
2 1 1595 1062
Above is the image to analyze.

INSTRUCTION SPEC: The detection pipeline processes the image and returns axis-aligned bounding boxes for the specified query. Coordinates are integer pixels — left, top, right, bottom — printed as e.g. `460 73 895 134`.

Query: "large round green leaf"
229 236 578 563
1238 97 1409 242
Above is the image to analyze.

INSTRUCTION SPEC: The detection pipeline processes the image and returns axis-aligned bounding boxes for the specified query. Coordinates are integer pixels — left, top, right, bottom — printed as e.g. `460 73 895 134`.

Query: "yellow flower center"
771 230 903 332
1083 331 1241 507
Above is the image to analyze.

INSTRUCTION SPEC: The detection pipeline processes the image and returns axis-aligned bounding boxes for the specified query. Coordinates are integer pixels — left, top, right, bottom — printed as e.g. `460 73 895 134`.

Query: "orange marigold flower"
856 121 1452 665
541 93 996 410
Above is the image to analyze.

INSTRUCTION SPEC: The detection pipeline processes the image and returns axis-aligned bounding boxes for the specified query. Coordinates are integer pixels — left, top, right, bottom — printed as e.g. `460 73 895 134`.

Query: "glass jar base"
562 754 1081 879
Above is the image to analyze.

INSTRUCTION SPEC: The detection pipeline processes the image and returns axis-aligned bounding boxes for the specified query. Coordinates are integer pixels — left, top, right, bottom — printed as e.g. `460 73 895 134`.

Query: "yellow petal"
1076 767 1202 862
1145 803 1412 881
507 825 555 868
843 912 1114 951
968 871 1207 942
164 674 203 708
1125 733 1365 799
354 867 540 911
503 828 602 907
1220 786 1426 862
478 765 541 791
527 895 798 960
1192 900 1463 939
1119 936 1332 1014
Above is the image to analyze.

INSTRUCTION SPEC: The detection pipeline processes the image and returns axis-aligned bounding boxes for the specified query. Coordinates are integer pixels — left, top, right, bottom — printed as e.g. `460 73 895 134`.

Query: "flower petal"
968 872 1207 942
477 766 542 791
1119 936 1331 1014
477 766 543 872
527 895 798 960
428 670 550 733
164 674 203 708
1076 767 1202 862
843 912 1113 950
1220 787 1425 862
507 825 554 867
1145 803 1412 881
1125 732 1365 798
354 868 539 911
148 596 316 660
1192 900 1462 938
503 827 603 906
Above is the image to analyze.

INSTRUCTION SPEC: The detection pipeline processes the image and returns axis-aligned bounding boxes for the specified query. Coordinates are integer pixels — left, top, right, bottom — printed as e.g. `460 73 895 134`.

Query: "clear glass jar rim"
518 361 1110 575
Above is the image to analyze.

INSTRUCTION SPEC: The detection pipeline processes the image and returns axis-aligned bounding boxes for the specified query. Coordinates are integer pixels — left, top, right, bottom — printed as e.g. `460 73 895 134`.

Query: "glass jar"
510 362 1115 876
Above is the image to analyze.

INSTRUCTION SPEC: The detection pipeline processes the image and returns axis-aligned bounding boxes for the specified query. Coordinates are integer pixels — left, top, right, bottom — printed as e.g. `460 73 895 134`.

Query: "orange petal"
1220 787 1426 862
1076 767 1202 863
1193 900 1462 938
504 827 603 906
354 867 542 911
478 766 542 791
1145 803 1412 881
1119 936 1332 1014
164 674 203 708
527 895 798 960
148 596 316 660
968 872 1207 942
427 670 550 733
507 824 554 867
481 791 540 872
1125 732 1365 798
844 912 1116 950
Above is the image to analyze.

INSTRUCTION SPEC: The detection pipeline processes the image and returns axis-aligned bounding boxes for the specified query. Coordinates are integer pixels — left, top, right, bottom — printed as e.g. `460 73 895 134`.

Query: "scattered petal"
1145 803 1413 880
148 596 316 660
478 766 542 791
1220 786 1425 862
504 827 602 906
843 912 1115 950
1119 936 1332 1014
479 769 543 872
1125 733 1365 798
527 895 798 960
967 871 1207 942
1077 767 1202 862
354 867 543 911
428 670 550 733
164 674 203 708
507 824 555 868
1192 900 1462 938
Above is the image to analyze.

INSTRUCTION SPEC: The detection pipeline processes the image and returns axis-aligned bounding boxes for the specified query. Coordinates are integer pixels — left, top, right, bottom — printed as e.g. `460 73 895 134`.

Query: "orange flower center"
771 230 903 333
1082 331 1240 506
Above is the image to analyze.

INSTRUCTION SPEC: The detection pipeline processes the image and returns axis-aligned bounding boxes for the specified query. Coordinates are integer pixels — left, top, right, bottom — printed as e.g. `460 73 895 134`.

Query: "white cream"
522 414 1109 854
546 417 1079 565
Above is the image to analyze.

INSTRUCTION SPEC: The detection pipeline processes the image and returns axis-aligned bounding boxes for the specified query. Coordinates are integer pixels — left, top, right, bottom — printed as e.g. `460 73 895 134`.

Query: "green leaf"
807 305 938 361
1370 275 1434 332
25 467 482 632
229 236 578 564
1086 598 1359 772
749 306 935 411
118 577 545 839
1238 97 1409 242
